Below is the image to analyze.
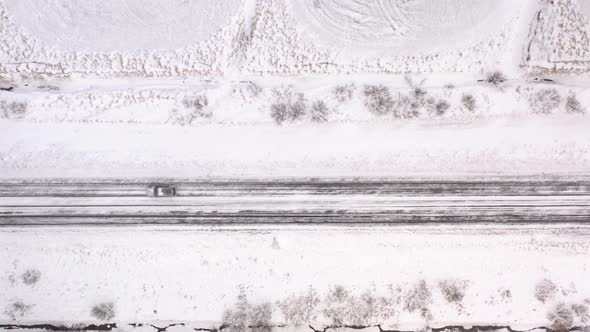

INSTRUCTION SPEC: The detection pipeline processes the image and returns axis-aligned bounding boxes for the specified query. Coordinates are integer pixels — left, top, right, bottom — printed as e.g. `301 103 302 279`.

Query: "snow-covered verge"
1 75 588 125
0 225 589 329
1 113 589 179
1 75 589 179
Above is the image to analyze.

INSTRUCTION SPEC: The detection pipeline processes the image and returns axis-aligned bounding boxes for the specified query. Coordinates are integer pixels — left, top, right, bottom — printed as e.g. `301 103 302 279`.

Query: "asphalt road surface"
1 177 590 224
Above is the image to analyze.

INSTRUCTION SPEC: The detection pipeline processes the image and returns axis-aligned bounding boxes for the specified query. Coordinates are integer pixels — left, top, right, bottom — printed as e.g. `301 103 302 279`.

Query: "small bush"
535 278 558 303
91 302 116 321
322 285 350 325
349 289 399 326
21 269 41 285
364 85 394 116
233 82 261 104
223 287 274 332
566 94 585 114
37 84 60 91
277 287 320 326
4 300 32 321
547 303 574 332
413 87 428 100
0 100 27 120
484 71 507 87
311 100 329 122
270 88 307 125
249 303 273 331
531 89 561 114
435 100 451 116
462 94 477 112
404 280 432 320
500 288 512 300
222 289 249 331
320 286 400 326
572 303 589 323
395 95 419 119
334 84 355 103
182 95 210 117
168 95 210 125
439 280 468 305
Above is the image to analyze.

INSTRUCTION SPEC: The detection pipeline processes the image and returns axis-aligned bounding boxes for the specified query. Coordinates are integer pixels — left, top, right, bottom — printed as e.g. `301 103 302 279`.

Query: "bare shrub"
182 95 211 117
398 75 442 118
168 95 210 125
321 285 401 326
270 103 289 125
250 303 273 331
547 303 574 332
277 287 320 326
0 100 27 120
271 237 280 250
347 291 379 326
364 85 394 116
404 280 432 321
462 94 477 112
311 100 329 123
413 95 437 116
334 84 355 103
4 299 32 321
395 95 419 119
531 89 561 114
484 71 507 87
572 303 589 323
413 87 428 100
91 302 116 321
21 269 41 285
439 280 468 307
223 287 274 332
37 84 60 91
270 88 306 125
535 278 558 303
322 285 350 325
566 94 585 114
404 75 426 90
223 288 250 331
348 289 398 326
500 288 512 301
404 81 440 117
234 81 261 102
435 100 451 116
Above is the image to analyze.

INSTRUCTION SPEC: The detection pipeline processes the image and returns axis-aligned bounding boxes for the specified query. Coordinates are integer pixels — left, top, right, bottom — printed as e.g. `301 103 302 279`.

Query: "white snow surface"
1 225 589 327
1 76 590 179
1 0 590 329
3 0 243 52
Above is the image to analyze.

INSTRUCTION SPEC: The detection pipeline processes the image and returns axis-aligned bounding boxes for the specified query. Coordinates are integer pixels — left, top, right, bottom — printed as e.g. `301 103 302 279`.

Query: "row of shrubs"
268 74 585 125
269 83 474 125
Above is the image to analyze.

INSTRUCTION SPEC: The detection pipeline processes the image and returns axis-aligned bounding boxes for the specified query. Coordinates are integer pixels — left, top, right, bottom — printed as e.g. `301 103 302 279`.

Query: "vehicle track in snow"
1 177 590 225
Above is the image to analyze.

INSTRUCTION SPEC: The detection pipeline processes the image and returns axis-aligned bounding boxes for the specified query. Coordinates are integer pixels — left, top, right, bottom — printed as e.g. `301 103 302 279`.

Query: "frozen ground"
1 224 590 329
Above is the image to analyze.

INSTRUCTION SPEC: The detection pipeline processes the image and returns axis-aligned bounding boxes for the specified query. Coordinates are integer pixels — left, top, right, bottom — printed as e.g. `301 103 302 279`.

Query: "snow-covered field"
1 224 590 329
2 0 590 330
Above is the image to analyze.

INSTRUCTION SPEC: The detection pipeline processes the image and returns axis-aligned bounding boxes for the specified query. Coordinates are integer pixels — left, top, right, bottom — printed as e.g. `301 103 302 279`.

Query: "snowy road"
2 178 590 224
